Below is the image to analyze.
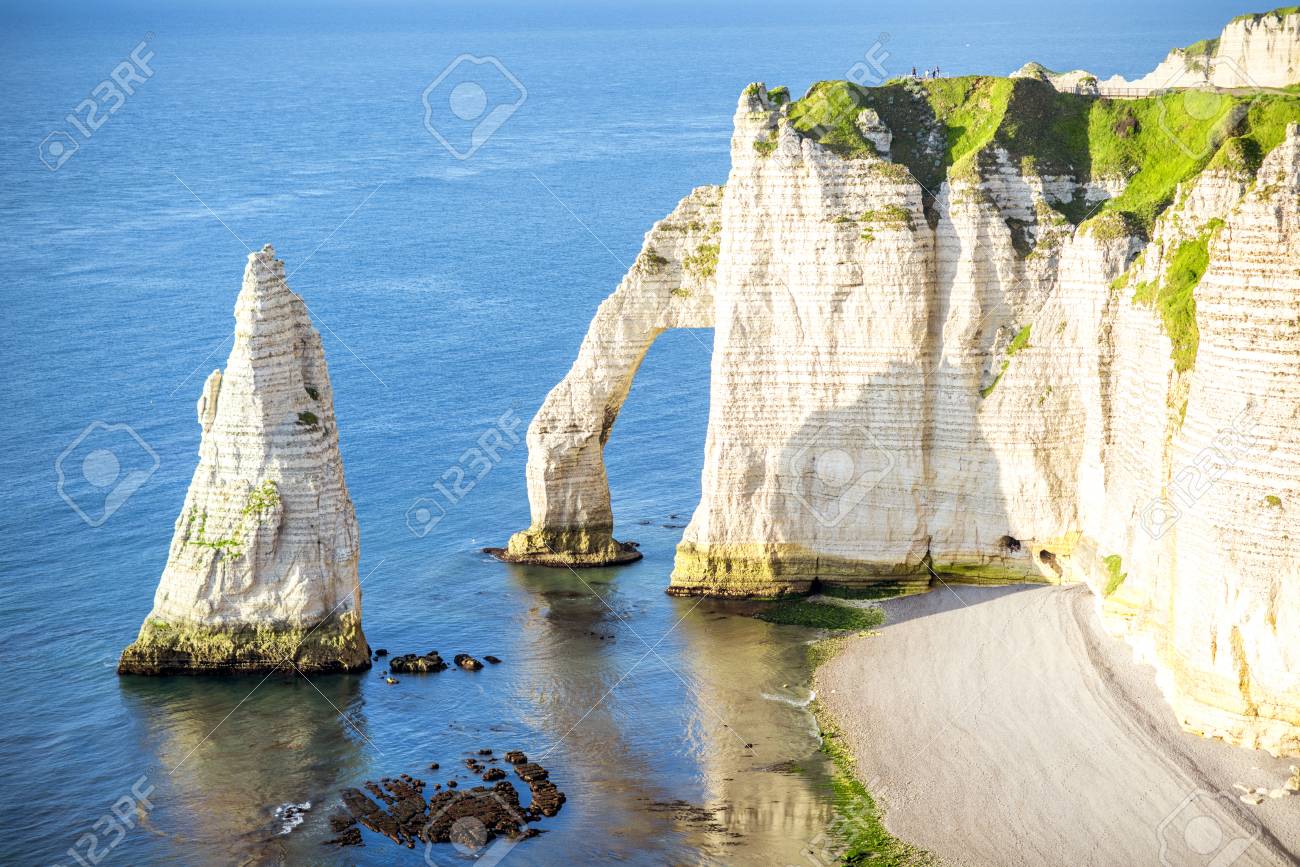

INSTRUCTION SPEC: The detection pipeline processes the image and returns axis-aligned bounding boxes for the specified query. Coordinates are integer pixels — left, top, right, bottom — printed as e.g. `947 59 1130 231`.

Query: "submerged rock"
118 246 368 676
332 755 565 855
454 654 484 671
389 651 448 673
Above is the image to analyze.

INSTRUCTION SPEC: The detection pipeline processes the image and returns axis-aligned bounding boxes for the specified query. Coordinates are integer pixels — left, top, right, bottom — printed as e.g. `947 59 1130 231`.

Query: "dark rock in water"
323 811 362 846
364 781 393 805
428 762 439 771
478 748 493 755
515 763 548 784
454 654 484 671
322 825 363 847
342 787 403 845
337 756 563 855
374 648 388 657
389 651 447 673
425 782 536 848
526 779 566 818
484 655 502 664
504 750 528 765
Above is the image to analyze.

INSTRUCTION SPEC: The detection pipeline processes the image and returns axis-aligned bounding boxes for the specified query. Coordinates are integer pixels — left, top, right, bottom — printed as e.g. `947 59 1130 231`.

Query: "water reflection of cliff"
118 673 367 863
508 563 834 865
506 562 697 862
672 605 837 865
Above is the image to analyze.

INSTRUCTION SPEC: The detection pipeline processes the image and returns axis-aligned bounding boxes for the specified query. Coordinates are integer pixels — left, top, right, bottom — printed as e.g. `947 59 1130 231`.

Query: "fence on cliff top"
1072 84 1170 99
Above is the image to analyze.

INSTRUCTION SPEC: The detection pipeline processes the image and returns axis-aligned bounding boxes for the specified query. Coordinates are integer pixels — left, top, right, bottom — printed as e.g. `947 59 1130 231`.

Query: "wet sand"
817 584 1299 866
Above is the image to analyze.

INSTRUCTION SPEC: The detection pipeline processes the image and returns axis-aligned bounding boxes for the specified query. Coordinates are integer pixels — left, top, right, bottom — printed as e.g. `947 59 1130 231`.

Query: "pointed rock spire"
119 245 369 675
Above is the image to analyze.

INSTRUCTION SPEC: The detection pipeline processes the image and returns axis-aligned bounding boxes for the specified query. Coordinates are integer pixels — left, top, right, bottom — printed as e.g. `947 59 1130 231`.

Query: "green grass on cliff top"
1231 6 1300 23
784 76 1300 234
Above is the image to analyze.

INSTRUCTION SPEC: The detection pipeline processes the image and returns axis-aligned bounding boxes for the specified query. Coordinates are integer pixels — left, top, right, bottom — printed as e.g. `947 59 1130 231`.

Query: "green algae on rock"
492 525 643 567
117 612 370 675
669 543 933 598
756 600 885 631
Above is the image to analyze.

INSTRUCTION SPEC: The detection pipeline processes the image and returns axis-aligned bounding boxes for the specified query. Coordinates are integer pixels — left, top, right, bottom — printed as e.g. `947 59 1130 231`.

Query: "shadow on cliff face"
765 358 1042 590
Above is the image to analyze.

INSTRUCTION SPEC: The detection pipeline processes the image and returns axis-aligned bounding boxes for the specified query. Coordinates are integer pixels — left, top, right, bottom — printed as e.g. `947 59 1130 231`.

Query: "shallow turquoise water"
0 1 1234 863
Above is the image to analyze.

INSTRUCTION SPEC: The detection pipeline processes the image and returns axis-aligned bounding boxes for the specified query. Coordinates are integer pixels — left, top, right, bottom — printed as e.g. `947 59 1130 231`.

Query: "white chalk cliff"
1018 7 1300 91
120 245 369 674
507 32 1300 755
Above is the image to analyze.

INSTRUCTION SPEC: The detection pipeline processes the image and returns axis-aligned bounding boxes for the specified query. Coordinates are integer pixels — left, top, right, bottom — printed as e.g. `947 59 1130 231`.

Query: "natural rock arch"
497 186 721 566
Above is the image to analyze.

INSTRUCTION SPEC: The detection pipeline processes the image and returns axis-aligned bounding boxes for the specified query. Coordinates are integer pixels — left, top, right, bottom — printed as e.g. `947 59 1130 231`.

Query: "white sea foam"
273 801 311 835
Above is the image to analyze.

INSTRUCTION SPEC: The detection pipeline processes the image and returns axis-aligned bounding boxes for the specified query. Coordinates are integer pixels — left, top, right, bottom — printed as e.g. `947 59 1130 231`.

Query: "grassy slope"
783 77 1297 375
784 76 1300 234
1231 6 1300 24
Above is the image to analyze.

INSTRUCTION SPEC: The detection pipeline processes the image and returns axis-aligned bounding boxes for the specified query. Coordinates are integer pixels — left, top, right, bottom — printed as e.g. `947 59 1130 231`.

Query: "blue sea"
0 1 1237 863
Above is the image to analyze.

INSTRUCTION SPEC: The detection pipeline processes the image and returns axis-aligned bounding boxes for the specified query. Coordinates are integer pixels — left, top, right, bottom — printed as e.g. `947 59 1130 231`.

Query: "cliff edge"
1017 6 1300 91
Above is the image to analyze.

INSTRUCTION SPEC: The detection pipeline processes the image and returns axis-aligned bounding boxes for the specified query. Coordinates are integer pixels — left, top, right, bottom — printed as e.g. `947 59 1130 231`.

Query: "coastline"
814 584 1299 866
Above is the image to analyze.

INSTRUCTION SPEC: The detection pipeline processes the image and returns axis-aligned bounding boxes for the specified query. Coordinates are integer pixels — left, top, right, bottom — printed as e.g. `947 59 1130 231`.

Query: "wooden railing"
1072 84 1169 99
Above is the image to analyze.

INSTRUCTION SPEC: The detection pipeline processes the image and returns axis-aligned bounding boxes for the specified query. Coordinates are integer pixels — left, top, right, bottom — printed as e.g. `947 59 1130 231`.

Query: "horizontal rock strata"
119 245 369 675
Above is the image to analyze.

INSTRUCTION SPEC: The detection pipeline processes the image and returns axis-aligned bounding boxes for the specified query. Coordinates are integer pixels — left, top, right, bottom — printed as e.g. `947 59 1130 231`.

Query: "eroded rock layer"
119 245 369 675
